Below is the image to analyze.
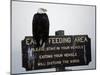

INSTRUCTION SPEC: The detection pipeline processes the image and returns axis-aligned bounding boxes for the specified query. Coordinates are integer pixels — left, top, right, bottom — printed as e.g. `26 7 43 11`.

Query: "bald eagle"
32 8 49 48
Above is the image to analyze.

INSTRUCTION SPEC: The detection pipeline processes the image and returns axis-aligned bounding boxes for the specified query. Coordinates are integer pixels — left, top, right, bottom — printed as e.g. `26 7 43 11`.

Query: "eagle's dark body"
32 13 49 48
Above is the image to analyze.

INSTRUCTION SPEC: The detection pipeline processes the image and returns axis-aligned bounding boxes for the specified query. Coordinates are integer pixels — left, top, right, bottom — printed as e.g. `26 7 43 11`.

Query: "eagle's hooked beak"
43 9 47 12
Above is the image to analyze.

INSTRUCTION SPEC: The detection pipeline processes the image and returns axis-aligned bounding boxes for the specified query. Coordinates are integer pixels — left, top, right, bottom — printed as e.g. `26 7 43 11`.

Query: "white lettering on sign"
74 36 88 43
25 36 88 45
39 55 53 59
49 37 71 44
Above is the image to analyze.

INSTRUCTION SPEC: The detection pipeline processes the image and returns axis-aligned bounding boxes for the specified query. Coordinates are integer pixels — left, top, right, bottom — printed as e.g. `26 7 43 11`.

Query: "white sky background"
12 1 96 74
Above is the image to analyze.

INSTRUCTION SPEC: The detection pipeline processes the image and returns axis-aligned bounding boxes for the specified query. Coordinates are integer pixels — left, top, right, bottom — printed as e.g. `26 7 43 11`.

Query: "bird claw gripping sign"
21 31 91 71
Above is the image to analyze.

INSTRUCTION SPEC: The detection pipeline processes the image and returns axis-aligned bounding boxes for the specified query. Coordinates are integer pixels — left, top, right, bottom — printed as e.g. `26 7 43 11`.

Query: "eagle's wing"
32 14 38 36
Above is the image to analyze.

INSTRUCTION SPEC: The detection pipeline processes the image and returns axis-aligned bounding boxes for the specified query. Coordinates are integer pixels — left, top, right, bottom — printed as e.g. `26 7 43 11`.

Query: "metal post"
55 30 66 71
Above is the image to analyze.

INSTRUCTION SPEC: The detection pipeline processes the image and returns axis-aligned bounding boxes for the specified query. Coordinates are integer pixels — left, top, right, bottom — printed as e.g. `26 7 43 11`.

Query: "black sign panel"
21 35 91 70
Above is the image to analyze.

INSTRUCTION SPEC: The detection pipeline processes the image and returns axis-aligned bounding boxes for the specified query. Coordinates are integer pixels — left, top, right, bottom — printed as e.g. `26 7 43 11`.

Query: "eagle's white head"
37 8 47 14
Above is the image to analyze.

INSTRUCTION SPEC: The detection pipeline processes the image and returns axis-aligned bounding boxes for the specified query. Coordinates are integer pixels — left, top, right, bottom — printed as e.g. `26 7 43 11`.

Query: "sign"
21 35 91 70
